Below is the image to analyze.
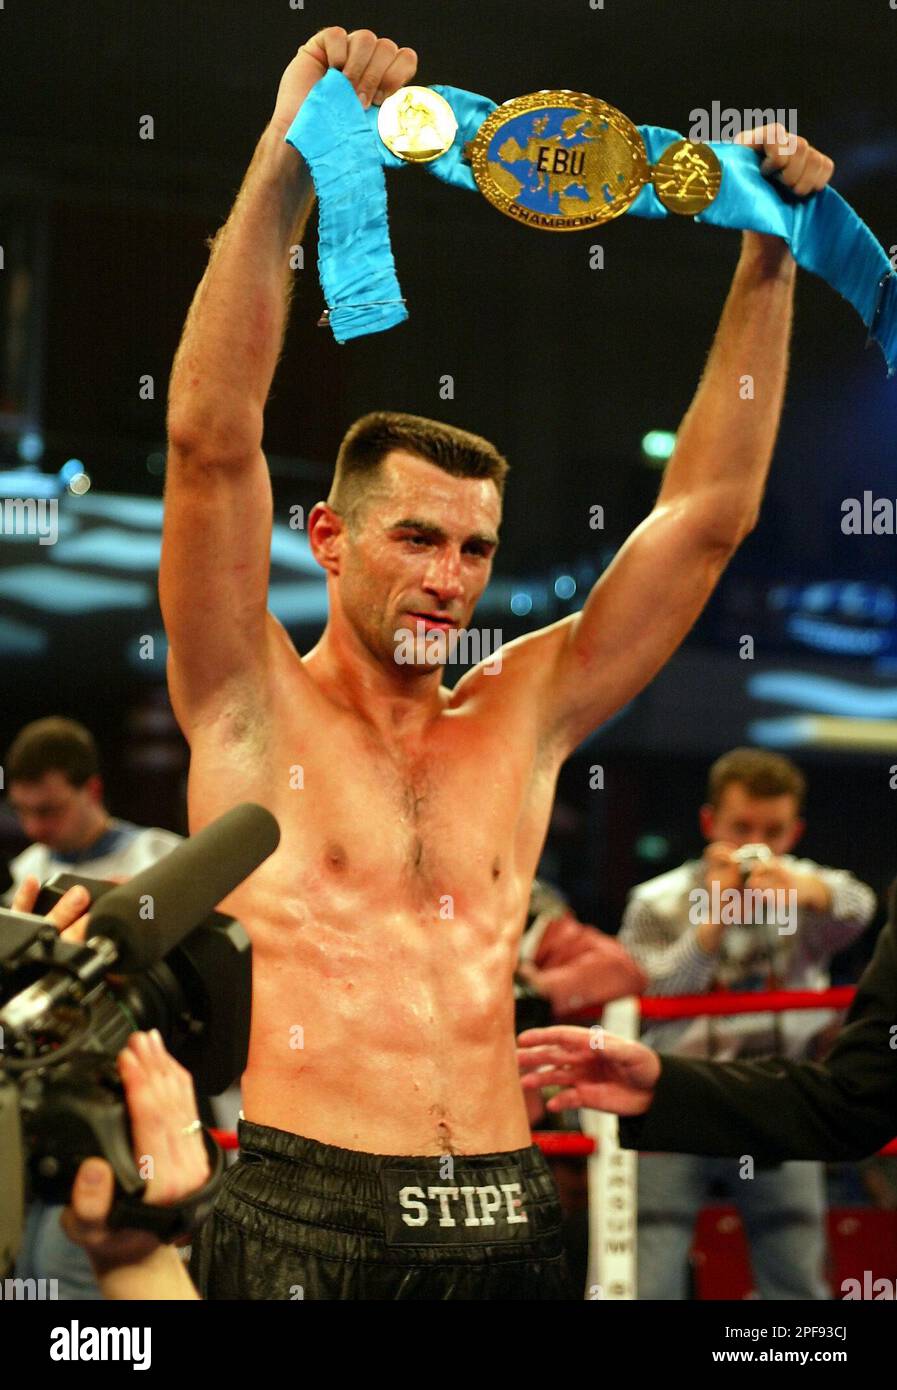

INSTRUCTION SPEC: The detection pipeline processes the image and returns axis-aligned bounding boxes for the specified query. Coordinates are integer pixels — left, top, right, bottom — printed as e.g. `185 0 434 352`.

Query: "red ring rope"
569 985 856 1023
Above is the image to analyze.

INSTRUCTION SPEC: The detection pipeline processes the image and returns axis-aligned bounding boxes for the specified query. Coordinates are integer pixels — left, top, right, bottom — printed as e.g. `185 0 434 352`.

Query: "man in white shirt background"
619 746 876 1300
3 716 180 898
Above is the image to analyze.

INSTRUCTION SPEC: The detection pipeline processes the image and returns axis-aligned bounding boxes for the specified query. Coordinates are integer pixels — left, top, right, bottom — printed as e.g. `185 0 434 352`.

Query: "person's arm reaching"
521 911 647 1014
161 28 417 738
517 910 897 1163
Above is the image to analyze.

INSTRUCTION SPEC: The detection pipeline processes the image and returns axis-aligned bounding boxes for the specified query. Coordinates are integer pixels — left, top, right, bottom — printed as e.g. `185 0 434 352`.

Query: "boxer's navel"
430 1103 456 1155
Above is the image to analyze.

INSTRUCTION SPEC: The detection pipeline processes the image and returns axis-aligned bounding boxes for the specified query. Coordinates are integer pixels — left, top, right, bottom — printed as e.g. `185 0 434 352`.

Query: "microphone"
86 803 280 971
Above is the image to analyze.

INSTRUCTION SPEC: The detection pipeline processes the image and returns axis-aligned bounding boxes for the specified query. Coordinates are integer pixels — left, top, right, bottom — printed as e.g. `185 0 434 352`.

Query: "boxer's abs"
238 888 534 1154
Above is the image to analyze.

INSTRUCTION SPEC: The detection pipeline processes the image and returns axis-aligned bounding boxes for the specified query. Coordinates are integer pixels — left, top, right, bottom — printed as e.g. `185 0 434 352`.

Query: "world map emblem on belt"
463 90 721 230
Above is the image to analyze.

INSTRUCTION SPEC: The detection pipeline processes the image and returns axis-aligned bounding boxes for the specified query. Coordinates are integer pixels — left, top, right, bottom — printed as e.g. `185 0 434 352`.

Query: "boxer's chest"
271 700 554 909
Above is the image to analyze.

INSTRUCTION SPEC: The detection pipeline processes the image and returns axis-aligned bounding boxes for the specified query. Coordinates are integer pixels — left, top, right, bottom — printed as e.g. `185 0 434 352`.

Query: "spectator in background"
619 747 876 1301
2 716 182 1298
3 717 180 901
516 878 647 1036
518 879 897 1168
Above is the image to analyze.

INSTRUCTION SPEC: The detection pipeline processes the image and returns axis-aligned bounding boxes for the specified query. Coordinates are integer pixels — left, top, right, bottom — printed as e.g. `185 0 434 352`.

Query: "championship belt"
285 71 896 374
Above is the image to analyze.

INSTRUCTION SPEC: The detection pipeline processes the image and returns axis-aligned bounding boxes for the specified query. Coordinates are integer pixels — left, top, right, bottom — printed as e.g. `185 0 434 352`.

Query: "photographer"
9 877 206 1300
617 748 875 1299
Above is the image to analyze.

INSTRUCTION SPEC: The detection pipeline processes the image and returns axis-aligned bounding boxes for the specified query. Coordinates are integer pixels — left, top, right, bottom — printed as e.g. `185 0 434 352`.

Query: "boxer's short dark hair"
329 411 509 527
707 747 806 813
6 717 99 788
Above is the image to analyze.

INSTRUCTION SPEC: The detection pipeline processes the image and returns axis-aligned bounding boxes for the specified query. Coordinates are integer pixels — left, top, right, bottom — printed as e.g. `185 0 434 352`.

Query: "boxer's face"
8 771 102 852
700 781 804 856
336 449 501 674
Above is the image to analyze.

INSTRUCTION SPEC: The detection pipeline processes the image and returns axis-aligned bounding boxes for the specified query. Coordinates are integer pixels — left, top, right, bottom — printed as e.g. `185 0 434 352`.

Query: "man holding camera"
618 747 875 1299
0 878 204 1301
3 717 183 1299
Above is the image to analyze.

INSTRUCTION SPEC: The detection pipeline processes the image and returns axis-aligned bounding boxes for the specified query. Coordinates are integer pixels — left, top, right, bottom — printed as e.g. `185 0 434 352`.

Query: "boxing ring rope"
209 1128 240 1150
621 985 857 1019
529 1133 897 1158
208 982 897 1298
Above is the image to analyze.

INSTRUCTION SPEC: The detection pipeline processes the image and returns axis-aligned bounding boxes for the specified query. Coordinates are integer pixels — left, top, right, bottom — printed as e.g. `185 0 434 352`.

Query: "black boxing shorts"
189 1119 575 1300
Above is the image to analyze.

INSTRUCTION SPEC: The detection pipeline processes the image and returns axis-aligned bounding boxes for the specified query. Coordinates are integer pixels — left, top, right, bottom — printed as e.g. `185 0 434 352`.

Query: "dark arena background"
1 0 896 1351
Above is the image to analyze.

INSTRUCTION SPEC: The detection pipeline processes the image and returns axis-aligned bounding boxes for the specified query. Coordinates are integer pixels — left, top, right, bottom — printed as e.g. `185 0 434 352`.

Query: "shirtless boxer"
162 26 835 1299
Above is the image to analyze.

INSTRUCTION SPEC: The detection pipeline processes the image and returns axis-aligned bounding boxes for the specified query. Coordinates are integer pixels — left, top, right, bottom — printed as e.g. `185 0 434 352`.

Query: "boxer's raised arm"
529 130 835 756
165 28 390 454
161 119 314 729
162 30 417 731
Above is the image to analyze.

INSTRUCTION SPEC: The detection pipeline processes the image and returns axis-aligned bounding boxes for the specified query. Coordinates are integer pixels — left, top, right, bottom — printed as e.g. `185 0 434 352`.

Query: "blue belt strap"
285 69 408 343
286 71 896 372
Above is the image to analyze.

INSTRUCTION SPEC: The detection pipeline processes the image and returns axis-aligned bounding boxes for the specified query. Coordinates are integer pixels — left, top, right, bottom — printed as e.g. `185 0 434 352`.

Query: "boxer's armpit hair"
193 686 271 761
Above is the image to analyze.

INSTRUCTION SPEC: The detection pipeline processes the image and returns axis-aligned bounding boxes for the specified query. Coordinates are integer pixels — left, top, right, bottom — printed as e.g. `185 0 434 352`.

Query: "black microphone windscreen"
86 803 280 970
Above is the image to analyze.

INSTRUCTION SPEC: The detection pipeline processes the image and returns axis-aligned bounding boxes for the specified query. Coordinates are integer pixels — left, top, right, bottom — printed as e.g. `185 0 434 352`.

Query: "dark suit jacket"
618 907 897 1164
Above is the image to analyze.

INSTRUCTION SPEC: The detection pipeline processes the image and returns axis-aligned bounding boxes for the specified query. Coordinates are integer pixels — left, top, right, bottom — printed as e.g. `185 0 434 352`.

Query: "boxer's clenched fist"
734 123 835 198
271 25 418 134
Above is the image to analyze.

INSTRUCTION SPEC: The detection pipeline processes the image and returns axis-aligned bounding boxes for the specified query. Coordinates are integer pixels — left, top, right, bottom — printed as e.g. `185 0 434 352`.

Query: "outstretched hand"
517 1024 661 1116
